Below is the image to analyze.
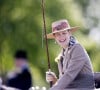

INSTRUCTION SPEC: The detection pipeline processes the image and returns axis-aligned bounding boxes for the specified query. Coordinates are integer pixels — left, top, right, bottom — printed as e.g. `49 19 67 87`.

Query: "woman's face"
54 30 71 48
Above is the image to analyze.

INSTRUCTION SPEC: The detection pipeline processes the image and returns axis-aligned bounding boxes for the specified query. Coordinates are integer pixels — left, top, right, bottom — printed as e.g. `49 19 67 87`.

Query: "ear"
53 34 57 39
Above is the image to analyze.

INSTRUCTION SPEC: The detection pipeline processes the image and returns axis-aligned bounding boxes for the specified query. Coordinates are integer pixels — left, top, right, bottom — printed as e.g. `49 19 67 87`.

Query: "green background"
0 0 100 88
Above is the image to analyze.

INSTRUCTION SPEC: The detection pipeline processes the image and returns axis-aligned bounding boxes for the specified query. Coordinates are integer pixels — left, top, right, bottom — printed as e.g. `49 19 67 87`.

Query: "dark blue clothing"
7 68 32 90
95 80 100 88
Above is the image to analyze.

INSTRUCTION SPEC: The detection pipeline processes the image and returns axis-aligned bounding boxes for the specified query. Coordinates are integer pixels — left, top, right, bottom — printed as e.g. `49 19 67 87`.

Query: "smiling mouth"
59 39 66 43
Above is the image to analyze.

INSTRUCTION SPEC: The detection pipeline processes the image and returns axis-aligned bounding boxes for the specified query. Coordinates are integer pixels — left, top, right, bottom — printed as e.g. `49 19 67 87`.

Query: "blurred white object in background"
35 86 40 90
29 86 35 90
29 86 47 90
42 86 46 90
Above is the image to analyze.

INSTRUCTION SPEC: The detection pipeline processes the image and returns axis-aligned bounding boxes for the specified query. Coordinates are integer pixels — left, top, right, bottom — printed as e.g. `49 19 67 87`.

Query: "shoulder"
70 43 86 53
70 43 89 59
71 43 84 49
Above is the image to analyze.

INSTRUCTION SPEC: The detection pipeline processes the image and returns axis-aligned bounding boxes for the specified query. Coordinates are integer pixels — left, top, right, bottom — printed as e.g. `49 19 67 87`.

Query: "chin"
60 44 66 47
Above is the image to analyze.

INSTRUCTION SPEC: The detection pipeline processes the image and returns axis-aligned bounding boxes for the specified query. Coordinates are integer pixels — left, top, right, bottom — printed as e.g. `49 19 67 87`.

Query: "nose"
59 33 65 37
58 34 65 40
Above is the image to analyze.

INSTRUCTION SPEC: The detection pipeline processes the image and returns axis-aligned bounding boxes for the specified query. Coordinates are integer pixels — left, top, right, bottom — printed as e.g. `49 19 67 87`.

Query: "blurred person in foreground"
6 50 32 90
46 19 95 90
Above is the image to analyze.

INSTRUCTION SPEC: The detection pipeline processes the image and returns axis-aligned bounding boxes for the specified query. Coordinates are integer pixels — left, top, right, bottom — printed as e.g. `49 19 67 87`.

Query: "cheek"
65 34 70 40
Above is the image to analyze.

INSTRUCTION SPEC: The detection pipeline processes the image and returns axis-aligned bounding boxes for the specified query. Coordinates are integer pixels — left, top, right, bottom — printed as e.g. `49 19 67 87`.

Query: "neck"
62 44 68 49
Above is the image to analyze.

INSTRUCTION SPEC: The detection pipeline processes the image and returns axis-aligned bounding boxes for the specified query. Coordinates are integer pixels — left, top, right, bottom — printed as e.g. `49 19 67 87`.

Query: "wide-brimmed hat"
47 19 79 39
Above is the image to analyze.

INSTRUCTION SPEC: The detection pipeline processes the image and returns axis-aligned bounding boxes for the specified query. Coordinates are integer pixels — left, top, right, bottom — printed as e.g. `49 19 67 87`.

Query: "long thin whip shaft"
41 0 51 70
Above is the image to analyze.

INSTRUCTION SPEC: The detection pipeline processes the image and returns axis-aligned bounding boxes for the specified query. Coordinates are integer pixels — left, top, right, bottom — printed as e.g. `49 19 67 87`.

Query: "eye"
62 32 67 35
54 33 60 36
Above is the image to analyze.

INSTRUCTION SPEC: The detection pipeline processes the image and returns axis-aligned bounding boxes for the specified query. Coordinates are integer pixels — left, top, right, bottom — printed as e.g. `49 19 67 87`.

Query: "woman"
46 19 95 90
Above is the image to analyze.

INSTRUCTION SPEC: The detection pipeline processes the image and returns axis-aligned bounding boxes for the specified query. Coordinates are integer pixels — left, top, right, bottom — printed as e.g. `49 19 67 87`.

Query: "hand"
46 71 57 85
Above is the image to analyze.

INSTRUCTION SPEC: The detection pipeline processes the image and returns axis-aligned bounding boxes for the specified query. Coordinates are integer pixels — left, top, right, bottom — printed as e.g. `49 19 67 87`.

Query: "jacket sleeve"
50 44 88 90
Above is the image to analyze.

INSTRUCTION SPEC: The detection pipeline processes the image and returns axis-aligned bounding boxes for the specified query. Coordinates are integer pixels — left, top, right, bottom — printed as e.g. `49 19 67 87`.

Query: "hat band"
52 27 71 34
52 22 70 31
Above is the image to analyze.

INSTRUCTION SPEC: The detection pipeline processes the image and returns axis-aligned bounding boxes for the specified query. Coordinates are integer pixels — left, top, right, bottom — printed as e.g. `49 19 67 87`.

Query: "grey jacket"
50 43 95 90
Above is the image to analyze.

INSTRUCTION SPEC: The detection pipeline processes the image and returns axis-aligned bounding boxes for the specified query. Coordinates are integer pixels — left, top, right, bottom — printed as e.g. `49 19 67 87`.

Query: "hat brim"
47 26 79 39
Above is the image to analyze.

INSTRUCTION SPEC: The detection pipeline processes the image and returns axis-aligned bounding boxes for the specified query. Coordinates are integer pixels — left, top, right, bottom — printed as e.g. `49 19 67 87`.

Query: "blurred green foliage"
0 0 100 88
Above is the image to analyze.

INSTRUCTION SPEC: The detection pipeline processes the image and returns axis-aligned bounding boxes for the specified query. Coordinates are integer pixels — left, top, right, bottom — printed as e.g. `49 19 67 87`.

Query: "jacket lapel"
58 47 71 76
63 47 70 72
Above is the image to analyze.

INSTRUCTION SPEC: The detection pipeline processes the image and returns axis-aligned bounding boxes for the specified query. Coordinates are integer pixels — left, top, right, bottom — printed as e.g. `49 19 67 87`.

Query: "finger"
46 78 54 82
46 72 55 76
46 77 55 81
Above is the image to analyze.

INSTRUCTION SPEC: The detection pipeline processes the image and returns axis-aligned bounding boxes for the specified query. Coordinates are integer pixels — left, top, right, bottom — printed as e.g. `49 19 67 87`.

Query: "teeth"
61 40 64 41
60 39 66 42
